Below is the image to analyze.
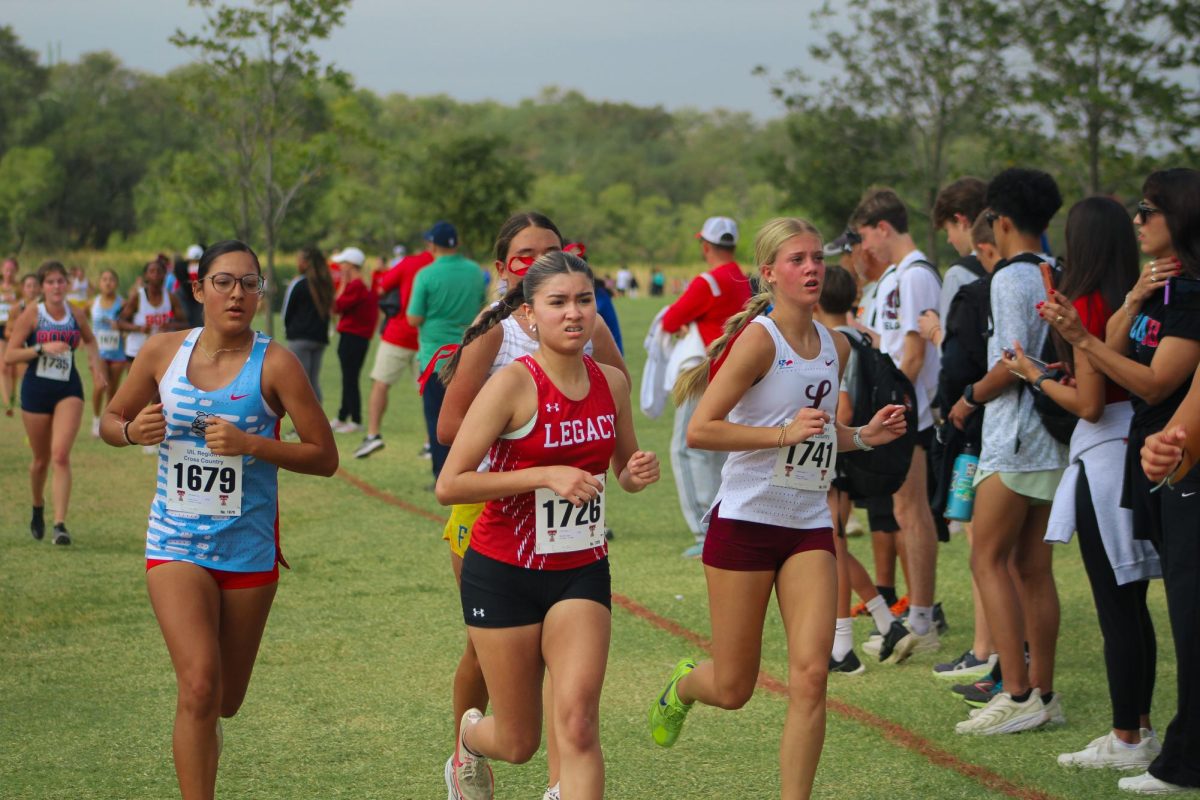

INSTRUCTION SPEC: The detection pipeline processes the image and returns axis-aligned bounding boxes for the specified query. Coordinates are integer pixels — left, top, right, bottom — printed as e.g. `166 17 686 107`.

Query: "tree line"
1 0 1197 272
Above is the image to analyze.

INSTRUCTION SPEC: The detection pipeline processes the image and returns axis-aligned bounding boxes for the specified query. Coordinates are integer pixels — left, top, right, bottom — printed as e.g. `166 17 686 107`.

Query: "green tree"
762 0 1012 255
402 134 531 259
0 147 64 251
0 26 47 157
1015 0 1200 195
171 0 350 333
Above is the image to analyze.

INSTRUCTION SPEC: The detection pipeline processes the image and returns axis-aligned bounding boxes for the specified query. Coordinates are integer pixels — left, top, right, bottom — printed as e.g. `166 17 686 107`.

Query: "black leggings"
1075 466 1156 732
337 333 369 424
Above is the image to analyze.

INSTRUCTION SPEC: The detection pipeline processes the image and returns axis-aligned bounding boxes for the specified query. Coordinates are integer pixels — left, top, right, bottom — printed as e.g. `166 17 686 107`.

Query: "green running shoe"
649 658 696 747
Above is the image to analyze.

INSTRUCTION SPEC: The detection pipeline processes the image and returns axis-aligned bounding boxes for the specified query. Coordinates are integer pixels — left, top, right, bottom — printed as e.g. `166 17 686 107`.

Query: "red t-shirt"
661 261 752 345
379 251 435 350
334 277 378 338
1074 290 1129 405
470 356 616 571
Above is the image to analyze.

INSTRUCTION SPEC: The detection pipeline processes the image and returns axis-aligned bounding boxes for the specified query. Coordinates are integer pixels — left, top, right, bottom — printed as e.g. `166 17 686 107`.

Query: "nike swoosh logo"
230 393 249 401
825 359 835 366
1184 492 1197 498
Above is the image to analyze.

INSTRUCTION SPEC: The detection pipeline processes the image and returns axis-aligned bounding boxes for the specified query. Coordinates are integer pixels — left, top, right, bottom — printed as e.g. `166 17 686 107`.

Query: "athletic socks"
865 595 896 634
876 584 898 607
1010 688 1033 703
832 618 854 660
909 605 934 636
1041 691 1055 704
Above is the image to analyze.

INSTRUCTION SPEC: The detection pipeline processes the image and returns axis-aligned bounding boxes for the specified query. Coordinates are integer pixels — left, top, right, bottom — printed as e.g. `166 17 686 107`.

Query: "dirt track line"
337 467 1062 800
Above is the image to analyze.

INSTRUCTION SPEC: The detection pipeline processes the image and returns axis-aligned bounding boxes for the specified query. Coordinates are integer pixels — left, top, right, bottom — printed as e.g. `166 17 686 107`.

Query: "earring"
530 323 538 334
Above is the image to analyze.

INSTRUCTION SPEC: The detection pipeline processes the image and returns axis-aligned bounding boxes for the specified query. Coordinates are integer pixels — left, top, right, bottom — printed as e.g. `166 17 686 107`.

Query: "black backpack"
839 330 919 498
378 287 402 320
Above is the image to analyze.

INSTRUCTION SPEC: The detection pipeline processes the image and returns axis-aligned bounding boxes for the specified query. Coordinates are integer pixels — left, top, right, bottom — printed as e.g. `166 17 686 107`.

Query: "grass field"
0 294 1178 799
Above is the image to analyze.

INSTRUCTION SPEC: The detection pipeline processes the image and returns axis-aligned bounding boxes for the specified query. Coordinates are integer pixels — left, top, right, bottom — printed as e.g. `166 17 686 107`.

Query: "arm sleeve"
898 268 942 335
660 276 715 333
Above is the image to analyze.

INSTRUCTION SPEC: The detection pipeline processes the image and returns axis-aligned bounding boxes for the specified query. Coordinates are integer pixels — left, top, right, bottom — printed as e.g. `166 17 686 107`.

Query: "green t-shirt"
408 253 486 370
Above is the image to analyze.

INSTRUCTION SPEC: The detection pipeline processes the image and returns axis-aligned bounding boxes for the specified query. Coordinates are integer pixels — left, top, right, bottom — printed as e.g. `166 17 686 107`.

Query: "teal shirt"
408 253 486 370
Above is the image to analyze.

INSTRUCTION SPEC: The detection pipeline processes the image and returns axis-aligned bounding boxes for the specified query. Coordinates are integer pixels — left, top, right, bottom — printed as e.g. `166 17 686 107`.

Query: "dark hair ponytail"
197 240 262 281
300 245 334 320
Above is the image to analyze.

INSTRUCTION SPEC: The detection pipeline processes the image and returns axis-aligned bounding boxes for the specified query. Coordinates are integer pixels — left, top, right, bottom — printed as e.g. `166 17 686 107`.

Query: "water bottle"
945 444 980 522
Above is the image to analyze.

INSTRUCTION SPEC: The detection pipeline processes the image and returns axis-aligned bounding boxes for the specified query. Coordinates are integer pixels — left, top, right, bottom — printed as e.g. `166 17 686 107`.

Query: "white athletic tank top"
706 316 840 530
489 315 593 377
125 287 174 358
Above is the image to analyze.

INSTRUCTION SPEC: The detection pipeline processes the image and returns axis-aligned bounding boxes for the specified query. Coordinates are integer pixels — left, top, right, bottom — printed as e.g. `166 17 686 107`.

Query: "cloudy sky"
6 0 834 118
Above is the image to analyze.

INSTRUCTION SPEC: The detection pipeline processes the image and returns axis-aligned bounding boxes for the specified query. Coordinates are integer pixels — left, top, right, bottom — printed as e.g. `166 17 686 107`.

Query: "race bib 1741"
534 474 606 555
165 441 243 517
770 423 837 492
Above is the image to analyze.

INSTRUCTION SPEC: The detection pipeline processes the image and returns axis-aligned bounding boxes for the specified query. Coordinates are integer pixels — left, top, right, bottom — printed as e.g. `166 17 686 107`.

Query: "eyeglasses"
506 255 536 276
205 273 266 294
1135 201 1161 222
984 210 1000 227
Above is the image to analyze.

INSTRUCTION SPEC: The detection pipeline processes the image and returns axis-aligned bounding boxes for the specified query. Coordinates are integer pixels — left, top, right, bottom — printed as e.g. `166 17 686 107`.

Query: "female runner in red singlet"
436 251 658 800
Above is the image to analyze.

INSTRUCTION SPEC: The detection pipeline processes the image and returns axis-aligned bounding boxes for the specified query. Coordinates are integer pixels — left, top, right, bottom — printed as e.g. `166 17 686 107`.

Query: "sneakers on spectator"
1059 729 1160 770
890 595 910 617
933 602 949 634
1043 691 1067 726
354 435 385 459
934 650 997 680
963 679 1003 708
952 675 996 697
849 599 870 618
863 627 882 656
1118 771 1191 795
829 649 866 676
681 543 704 559
882 621 940 664
955 689 1048 735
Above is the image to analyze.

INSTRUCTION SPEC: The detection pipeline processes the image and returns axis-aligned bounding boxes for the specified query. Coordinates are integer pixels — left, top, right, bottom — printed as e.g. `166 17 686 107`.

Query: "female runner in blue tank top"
4 260 108 544
648 218 908 800
100 240 337 800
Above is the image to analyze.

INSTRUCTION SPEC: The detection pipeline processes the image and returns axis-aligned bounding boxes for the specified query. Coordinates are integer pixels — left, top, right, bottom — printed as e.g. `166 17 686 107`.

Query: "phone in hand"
1039 262 1055 298
1024 355 1050 374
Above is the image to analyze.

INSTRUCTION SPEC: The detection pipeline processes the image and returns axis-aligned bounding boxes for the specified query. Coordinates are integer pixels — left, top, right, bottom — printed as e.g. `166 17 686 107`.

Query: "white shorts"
370 341 418 385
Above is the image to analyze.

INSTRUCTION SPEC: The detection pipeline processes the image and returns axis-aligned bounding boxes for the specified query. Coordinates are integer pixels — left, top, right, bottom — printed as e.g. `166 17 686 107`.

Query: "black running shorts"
459 548 611 628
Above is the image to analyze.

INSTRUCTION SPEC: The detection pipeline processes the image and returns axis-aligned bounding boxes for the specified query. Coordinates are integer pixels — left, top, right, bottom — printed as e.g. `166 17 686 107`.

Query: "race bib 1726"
534 474 606 555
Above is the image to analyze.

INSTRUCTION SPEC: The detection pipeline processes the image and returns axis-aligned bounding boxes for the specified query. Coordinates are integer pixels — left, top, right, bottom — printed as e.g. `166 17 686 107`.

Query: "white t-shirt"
871 250 941 431
615 269 633 291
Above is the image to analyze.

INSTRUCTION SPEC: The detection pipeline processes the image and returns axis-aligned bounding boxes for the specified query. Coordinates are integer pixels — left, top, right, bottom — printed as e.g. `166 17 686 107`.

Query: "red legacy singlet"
470 355 617 570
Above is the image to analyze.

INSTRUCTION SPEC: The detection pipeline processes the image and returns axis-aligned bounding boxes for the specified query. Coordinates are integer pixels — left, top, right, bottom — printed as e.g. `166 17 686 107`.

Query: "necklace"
196 332 253 360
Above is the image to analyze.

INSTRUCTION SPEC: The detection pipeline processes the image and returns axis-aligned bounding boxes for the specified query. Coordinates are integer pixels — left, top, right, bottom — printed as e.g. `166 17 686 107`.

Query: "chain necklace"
196 332 253 360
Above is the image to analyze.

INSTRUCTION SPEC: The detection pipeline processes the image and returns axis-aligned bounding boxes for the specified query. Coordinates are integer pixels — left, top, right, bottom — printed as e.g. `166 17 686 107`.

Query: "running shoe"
30 506 45 541
542 784 560 800
877 620 910 662
849 599 870 618
829 649 866 676
883 622 940 664
1043 691 1067 726
1118 772 1191 794
681 543 703 559
1058 729 1160 770
52 523 71 546
844 514 866 538
648 658 696 747
447 709 493 800
91 417 101 438
955 689 1048 735
354 435 385 459
420 442 432 459
890 595 910 617
933 650 997 680
962 679 1003 708
863 628 882 655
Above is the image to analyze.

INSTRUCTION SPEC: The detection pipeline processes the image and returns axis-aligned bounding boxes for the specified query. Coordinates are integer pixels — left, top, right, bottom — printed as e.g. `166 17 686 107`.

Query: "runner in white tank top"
646 218 907 800
120 257 182 359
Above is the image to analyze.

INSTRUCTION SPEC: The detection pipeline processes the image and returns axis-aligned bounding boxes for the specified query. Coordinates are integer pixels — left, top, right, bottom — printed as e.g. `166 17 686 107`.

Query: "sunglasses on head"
1135 201 1161 222
564 242 587 258
506 255 536 276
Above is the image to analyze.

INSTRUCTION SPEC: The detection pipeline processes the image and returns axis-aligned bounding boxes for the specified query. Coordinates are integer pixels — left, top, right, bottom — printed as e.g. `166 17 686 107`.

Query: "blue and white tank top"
146 328 281 571
706 316 840 530
90 296 125 361
25 303 81 384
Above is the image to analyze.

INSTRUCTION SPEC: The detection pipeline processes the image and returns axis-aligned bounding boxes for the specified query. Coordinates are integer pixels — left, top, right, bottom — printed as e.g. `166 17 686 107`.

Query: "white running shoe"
885 624 941 664
1043 692 1067 726
1059 730 1160 770
956 689 1049 735
863 630 882 655
1118 771 1193 795
542 783 561 800
448 709 493 800
91 417 101 438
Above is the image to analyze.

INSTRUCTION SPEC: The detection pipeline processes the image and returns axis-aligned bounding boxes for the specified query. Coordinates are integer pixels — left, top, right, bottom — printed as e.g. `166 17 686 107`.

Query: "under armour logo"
473 608 485 618
546 403 560 413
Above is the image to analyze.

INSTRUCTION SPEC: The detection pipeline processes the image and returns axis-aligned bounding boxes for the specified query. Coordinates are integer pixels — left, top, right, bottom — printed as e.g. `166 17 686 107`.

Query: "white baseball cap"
697 216 738 246
330 247 365 267
186 244 204 261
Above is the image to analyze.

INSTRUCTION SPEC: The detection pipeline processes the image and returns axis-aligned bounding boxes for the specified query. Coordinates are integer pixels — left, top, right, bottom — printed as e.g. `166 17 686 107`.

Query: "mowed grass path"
1 295 1177 799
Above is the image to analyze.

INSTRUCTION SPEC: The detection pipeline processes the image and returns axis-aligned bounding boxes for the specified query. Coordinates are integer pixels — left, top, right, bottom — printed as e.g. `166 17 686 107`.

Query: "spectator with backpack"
948 167 1067 735
932 178 990 322
354 240 435 459
852 188 944 661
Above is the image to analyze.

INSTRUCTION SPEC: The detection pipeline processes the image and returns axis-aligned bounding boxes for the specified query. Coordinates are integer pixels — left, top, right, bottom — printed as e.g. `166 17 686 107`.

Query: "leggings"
289 339 327 403
1075 466 1156 732
336 333 369 424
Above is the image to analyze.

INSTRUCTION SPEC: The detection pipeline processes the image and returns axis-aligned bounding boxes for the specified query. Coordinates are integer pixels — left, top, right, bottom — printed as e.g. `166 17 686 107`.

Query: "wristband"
962 383 980 408
1033 374 1053 393
853 427 873 451
122 420 138 446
